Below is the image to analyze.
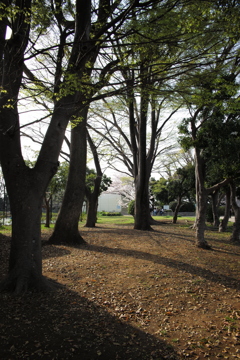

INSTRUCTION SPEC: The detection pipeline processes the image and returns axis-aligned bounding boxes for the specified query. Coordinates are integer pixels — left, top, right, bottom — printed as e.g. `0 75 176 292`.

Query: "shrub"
128 200 135 216
100 211 122 216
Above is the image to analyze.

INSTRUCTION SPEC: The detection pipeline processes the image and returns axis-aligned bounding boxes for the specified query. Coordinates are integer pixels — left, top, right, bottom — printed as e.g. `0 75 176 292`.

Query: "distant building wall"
97 193 122 212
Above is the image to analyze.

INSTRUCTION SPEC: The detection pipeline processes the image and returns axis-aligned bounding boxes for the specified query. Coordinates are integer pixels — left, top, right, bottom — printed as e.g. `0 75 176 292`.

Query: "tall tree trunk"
195 187 210 248
85 131 103 228
211 190 220 227
134 75 152 231
172 196 182 224
85 195 98 227
0 163 57 294
49 107 88 245
134 176 152 230
229 182 240 243
219 187 230 232
44 194 52 228
194 148 211 249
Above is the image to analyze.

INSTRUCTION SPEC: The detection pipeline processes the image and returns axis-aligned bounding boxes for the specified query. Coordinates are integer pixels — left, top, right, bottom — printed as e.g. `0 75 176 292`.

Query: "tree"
229 180 240 242
167 165 195 223
150 178 169 207
107 176 135 208
85 168 112 227
88 0 236 230
48 0 163 243
43 162 69 227
1 0 134 293
178 42 240 248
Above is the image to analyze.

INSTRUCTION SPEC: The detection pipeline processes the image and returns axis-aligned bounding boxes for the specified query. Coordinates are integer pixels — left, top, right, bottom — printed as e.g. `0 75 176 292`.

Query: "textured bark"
0 162 58 294
211 190 220 227
44 194 52 228
85 132 103 228
194 146 211 249
85 195 98 227
195 189 211 248
172 197 182 224
229 182 240 243
49 108 88 245
219 187 231 232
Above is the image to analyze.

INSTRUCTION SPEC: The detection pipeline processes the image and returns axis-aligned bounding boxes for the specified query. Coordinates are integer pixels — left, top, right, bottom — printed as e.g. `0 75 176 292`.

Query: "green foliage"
85 168 112 194
150 178 169 205
128 200 135 216
100 211 122 216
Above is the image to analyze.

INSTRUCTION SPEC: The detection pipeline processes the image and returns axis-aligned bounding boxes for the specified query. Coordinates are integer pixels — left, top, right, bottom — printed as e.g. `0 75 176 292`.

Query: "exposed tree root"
0 271 60 295
48 232 87 246
196 242 212 250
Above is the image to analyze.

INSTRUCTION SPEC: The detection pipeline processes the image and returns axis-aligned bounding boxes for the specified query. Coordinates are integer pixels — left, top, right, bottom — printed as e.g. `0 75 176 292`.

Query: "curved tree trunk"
219 187 230 232
172 197 182 224
49 107 88 245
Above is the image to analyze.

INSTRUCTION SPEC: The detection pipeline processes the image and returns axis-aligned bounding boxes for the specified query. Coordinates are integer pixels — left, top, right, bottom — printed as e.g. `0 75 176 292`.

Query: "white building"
97 193 122 213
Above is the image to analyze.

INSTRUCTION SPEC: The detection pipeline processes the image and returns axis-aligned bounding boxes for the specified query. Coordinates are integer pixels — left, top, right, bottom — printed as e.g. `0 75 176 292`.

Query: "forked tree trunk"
0 164 57 294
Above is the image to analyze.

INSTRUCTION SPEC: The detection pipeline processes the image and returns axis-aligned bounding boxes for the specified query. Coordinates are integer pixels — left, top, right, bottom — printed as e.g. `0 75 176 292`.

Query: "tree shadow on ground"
84 244 240 291
41 242 71 259
0 287 178 360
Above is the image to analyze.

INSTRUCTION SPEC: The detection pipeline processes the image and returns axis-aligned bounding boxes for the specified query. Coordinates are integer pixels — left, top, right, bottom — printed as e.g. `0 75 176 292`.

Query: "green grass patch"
96 215 134 225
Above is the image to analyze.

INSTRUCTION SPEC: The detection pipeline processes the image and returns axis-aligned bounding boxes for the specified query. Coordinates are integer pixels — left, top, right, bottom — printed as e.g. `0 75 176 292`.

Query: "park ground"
0 217 240 360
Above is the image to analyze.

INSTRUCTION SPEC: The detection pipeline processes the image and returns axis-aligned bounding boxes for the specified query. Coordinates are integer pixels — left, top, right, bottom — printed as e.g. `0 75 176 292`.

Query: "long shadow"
0 287 178 360
84 244 240 291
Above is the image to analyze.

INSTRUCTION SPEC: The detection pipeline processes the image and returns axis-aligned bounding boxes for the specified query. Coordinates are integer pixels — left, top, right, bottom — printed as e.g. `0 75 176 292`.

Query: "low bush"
128 200 135 216
100 211 122 216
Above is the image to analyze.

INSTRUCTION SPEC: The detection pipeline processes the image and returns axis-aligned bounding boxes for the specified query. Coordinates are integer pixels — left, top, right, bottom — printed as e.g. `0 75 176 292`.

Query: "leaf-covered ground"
0 220 240 359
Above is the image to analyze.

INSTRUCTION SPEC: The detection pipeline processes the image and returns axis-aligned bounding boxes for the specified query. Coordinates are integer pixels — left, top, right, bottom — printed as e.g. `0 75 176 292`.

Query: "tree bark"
195 187 211 248
44 194 52 228
49 107 88 245
194 146 211 249
172 196 182 224
133 74 152 231
211 190 220 227
229 182 240 243
85 131 103 228
85 194 98 227
219 187 230 232
0 162 58 294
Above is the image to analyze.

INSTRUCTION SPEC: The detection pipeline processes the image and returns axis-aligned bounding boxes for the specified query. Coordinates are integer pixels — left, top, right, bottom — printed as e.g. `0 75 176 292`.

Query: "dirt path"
0 222 240 359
